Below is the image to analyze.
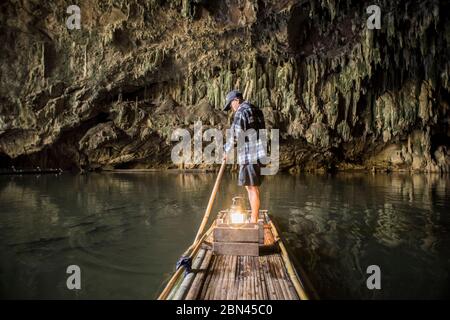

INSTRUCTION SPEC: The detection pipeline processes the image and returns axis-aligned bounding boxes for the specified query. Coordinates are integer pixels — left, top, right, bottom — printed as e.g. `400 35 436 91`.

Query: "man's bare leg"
245 186 260 223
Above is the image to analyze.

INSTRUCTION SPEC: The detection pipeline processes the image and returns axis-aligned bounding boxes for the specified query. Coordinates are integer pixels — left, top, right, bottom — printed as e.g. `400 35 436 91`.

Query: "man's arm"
223 111 244 158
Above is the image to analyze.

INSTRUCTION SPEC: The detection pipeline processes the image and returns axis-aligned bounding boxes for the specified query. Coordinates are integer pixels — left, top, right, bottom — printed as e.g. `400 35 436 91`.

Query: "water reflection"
264 173 450 299
0 173 217 299
0 172 449 299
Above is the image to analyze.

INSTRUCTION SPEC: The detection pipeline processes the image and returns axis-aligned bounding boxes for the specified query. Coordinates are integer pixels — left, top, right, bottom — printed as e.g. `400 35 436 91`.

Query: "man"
223 90 266 223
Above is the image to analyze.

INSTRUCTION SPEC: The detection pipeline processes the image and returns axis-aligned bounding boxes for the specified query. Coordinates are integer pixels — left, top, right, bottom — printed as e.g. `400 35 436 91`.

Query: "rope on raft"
176 256 192 275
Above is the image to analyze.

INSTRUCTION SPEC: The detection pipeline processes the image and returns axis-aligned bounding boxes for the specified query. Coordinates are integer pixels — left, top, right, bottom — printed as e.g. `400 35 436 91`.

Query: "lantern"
228 196 248 224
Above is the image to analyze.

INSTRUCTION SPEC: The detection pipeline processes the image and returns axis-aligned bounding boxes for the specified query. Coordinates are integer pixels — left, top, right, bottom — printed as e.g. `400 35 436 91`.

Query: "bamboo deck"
195 254 299 300
158 210 313 300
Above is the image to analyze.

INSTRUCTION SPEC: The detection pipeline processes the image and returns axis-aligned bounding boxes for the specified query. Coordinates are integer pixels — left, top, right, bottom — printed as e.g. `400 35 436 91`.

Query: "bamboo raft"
158 210 315 300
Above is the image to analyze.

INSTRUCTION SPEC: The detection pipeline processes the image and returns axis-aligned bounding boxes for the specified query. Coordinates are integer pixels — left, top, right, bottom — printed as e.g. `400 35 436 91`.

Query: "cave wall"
0 0 449 172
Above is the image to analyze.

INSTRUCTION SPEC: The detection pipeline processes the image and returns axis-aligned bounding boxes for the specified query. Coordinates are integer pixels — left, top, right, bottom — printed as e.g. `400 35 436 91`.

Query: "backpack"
242 102 265 133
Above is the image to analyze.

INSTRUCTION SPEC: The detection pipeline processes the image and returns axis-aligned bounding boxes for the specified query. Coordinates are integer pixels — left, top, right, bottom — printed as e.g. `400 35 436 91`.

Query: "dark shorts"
238 163 263 186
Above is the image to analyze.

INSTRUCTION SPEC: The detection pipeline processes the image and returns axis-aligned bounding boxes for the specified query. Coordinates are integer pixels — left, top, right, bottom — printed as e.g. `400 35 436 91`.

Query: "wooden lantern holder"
212 210 264 256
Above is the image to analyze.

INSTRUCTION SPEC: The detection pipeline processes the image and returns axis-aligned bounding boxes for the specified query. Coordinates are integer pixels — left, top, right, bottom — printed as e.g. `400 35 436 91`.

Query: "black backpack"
242 102 265 133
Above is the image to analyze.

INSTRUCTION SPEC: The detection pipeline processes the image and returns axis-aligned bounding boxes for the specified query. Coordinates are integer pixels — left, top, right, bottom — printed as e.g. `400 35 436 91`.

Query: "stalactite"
0 0 448 172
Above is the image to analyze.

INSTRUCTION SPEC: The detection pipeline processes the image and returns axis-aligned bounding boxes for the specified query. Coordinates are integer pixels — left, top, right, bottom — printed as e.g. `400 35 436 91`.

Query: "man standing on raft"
223 90 266 223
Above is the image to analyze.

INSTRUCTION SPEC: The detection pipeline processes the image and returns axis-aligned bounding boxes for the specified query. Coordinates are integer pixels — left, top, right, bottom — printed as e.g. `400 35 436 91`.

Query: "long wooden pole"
158 161 226 300
193 160 226 244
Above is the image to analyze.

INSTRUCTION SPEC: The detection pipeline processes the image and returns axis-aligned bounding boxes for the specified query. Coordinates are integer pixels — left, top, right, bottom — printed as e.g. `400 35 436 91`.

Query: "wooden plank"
248 256 254 300
213 255 226 300
200 255 217 299
274 255 294 300
237 257 244 300
205 255 221 300
232 255 239 300
226 255 237 300
243 256 249 300
257 257 269 300
252 257 261 300
274 255 298 300
268 255 288 300
258 221 265 244
269 255 291 300
250 257 257 300
260 257 277 300
264 225 274 245
220 255 231 300
213 242 259 256
249 257 256 299
213 226 259 243
216 223 258 228
247 257 252 300
252 257 259 300
265 256 281 300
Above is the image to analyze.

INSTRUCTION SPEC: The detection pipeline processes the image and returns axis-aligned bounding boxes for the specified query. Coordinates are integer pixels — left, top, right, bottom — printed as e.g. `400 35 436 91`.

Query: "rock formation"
0 0 449 172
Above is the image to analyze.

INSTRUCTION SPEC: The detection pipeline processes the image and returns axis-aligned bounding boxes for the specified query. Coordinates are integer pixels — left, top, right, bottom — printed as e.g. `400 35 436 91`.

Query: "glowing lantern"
228 196 248 224
230 210 245 224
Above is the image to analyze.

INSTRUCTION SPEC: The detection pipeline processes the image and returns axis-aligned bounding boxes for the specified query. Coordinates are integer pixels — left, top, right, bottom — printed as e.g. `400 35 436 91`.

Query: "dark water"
0 172 449 299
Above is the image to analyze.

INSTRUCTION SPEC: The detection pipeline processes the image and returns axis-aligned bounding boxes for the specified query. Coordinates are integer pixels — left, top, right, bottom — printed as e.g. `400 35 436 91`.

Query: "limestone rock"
0 0 448 172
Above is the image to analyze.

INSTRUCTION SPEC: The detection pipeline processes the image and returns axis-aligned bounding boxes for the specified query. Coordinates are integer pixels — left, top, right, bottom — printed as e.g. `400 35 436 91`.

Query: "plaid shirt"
224 101 267 164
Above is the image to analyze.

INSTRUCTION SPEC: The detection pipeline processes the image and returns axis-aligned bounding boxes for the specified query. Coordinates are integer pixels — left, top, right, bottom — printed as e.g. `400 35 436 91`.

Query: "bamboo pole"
260 257 277 300
257 257 268 300
269 221 310 300
243 256 248 300
213 255 225 300
231 255 239 300
205 255 221 300
157 227 213 300
237 257 244 300
185 250 213 300
220 255 231 300
173 249 206 300
270 255 291 300
267 255 285 300
250 257 256 300
222 255 232 299
166 273 184 300
250 257 257 300
193 161 226 244
243 257 248 300
274 255 295 300
212 255 226 300
226 255 237 300
200 255 217 299
173 160 226 265
249 257 256 300
274 255 298 299
203 257 216 300
253 257 261 300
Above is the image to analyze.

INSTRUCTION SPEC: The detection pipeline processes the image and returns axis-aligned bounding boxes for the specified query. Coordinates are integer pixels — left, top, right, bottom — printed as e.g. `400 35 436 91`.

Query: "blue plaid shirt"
224 101 267 164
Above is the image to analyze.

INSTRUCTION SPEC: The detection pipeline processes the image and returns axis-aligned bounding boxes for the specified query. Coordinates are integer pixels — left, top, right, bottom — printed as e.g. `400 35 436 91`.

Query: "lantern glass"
230 210 246 224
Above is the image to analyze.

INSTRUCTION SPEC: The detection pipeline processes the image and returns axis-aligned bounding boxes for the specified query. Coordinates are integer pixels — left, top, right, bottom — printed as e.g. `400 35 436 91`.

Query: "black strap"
176 256 192 275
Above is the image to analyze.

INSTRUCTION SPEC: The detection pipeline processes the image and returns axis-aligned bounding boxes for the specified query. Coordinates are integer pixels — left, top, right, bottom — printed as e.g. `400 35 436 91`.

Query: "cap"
223 90 243 111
